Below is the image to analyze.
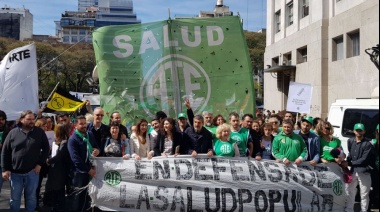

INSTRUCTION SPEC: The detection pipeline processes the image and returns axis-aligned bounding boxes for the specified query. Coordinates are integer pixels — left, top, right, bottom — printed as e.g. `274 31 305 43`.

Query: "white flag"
0 43 39 120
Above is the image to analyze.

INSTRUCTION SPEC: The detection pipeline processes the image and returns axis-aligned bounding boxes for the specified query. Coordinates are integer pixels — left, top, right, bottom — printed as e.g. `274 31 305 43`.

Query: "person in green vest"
272 119 307 166
229 112 252 157
214 123 240 157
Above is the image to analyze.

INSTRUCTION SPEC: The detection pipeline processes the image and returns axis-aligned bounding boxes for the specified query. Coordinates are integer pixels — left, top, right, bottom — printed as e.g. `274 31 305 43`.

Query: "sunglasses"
325 128 331 131
95 114 104 117
272 121 279 125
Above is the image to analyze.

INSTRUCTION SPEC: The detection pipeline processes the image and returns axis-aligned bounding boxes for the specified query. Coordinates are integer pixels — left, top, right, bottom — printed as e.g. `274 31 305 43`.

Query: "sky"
0 0 267 36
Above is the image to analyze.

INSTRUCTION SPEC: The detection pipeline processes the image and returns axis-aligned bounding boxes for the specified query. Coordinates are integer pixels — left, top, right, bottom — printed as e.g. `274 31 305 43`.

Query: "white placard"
286 82 313 113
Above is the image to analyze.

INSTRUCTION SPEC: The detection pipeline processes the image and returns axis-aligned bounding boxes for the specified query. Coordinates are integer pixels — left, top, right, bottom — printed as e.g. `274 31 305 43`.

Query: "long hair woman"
130 119 154 160
45 123 71 211
154 118 192 157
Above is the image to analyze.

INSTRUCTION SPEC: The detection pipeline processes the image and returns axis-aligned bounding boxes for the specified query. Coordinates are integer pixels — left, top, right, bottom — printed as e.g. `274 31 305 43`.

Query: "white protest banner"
286 82 313 114
0 43 39 120
89 156 347 211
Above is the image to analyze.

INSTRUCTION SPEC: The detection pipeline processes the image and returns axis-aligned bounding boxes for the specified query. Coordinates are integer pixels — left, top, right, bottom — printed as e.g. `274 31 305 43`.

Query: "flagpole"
44 82 60 108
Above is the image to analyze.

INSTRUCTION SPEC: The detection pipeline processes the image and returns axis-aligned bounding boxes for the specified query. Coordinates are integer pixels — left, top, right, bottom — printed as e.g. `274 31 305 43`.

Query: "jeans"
69 172 91 212
10 170 39 212
345 171 372 212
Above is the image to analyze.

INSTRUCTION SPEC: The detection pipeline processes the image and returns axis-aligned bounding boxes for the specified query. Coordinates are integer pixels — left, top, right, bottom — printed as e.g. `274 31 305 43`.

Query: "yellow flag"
45 87 86 112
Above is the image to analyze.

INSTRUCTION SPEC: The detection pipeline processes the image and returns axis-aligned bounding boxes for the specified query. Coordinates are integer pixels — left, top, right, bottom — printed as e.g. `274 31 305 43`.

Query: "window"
297 47 307 64
71 36 78 43
71 29 78 35
272 57 279 66
333 36 344 61
287 2 294 26
79 29 86 35
63 36 69 43
275 10 281 33
283 53 292 65
302 0 309 18
347 31 360 58
342 109 378 139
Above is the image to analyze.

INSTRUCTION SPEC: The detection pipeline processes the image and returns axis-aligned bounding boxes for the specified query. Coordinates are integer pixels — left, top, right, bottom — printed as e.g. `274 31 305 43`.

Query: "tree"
0 38 96 100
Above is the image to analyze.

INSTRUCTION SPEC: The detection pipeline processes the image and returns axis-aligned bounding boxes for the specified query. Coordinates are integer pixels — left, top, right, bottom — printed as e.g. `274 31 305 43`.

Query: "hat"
354 123 365 131
301 116 313 125
177 113 187 119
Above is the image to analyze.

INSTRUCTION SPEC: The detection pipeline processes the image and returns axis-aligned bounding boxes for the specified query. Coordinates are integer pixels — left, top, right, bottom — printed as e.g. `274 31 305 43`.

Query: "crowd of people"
0 100 378 212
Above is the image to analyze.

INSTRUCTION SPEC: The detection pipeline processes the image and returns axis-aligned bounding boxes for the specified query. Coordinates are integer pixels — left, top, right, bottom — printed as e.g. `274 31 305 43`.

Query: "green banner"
93 16 255 125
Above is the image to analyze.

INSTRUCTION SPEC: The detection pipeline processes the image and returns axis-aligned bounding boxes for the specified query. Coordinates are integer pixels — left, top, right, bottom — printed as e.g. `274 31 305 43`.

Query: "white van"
328 98 379 154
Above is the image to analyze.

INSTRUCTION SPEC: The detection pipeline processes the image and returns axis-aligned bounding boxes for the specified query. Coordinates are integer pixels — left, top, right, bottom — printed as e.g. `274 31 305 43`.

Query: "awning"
264 65 296 73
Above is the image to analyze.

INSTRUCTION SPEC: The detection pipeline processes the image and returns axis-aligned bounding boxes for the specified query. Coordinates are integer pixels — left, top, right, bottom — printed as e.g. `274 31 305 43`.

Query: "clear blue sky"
0 0 266 35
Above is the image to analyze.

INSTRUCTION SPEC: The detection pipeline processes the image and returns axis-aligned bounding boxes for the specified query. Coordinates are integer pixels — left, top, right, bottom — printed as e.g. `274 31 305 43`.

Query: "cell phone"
175 146 180 154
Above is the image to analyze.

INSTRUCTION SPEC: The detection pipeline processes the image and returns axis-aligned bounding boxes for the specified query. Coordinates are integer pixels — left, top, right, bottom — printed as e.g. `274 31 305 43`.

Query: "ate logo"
140 54 211 117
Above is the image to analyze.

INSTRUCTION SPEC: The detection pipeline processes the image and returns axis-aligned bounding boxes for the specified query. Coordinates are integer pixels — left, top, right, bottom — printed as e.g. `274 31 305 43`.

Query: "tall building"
0 6 33 40
96 0 140 28
199 0 233 18
264 0 379 118
78 0 98 12
56 0 140 44
56 9 96 44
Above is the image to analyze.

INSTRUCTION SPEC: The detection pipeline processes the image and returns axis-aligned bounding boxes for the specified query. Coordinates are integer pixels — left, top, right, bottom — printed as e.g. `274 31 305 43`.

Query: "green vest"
214 139 235 157
230 128 249 156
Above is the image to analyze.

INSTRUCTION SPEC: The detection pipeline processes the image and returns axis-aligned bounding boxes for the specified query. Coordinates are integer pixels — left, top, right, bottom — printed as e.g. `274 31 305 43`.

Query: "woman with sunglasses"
268 116 281 136
316 121 345 164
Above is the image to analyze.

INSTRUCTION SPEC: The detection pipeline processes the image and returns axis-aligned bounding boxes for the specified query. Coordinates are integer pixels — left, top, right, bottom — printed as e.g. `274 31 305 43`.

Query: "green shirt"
320 137 342 161
214 139 236 157
205 126 217 138
230 127 249 156
272 131 307 162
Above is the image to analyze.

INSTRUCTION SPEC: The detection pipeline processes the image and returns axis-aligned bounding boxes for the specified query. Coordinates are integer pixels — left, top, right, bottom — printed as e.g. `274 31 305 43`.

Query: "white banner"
286 82 313 114
89 156 347 211
0 43 39 120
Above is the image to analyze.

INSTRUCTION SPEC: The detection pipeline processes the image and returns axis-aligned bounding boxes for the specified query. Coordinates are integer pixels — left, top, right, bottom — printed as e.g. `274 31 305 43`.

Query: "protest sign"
89 156 347 211
92 16 255 124
286 82 313 114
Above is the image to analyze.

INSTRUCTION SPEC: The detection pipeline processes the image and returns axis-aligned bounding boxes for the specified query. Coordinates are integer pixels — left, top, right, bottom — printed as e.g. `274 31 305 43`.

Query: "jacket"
272 131 307 162
87 122 110 156
154 131 192 156
185 126 213 154
347 137 375 173
46 140 71 191
298 131 320 162
67 131 98 174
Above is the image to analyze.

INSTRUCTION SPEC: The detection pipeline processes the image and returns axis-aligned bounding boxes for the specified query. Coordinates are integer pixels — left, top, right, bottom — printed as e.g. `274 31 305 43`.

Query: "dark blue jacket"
87 122 110 156
298 131 320 162
68 131 98 174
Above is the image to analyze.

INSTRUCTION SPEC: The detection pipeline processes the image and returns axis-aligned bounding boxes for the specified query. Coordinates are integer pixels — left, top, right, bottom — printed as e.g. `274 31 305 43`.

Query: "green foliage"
0 38 95 100
244 31 266 73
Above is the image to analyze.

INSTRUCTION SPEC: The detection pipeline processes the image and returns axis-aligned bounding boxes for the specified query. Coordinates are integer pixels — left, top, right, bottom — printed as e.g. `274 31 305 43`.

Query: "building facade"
56 0 140 44
0 7 33 40
264 0 379 118
198 0 233 18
